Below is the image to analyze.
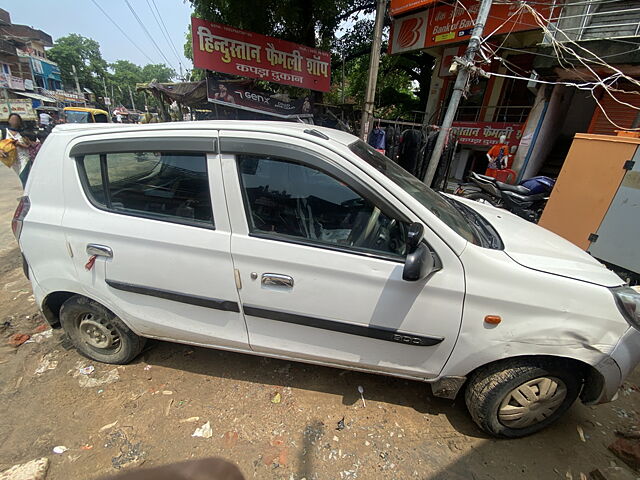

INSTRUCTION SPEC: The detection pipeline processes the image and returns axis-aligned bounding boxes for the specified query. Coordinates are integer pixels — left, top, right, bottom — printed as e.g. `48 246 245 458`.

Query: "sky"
4 0 194 76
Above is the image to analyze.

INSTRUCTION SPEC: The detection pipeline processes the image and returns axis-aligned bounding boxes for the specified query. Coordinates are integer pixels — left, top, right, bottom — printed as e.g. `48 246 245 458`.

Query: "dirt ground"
1 166 639 480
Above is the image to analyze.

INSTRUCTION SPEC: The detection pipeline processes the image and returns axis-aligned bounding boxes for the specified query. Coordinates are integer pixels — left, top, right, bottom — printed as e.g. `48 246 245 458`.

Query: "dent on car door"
64 134 248 349
220 134 465 379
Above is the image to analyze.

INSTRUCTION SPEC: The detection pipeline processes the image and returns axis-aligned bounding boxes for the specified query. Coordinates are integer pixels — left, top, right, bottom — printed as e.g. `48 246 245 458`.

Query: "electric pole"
71 64 86 106
128 85 136 111
360 0 388 140
423 0 493 187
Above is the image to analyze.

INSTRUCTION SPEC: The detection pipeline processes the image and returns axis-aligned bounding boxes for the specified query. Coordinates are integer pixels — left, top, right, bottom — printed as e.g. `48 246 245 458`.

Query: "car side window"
77 151 214 228
237 154 407 258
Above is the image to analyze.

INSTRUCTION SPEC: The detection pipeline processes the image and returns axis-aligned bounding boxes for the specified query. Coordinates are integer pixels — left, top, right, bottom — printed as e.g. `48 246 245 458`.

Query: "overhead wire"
147 0 184 70
89 0 155 64
437 0 640 130
124 0 177 71
525 4 640 91
491 2 640 130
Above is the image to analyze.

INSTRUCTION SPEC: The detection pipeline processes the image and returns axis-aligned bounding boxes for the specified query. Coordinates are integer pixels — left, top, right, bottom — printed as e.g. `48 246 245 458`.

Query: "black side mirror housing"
403 243 435 281
402 222 435 281
406 222 424 253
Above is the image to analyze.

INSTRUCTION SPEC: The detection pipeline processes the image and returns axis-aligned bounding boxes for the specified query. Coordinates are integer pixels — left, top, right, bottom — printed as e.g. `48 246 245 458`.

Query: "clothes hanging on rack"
432 132 459 190
384 126 399 162
416 129 439 181
398 129 423 176
367 126 386 152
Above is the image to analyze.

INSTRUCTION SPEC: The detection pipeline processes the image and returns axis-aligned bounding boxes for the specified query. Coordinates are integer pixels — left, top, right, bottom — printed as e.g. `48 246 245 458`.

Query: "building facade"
389 0 640 182
0 7 81 118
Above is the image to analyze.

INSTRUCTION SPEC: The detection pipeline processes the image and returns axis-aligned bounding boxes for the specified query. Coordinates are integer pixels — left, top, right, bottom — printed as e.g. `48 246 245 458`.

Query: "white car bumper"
595 327 640 403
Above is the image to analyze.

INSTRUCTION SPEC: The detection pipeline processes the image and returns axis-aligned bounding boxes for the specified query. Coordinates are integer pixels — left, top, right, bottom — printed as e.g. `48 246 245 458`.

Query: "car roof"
53 120 359 147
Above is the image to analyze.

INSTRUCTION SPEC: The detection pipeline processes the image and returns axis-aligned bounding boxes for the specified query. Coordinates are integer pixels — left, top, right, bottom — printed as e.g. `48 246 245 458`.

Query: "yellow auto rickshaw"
63 107 110 124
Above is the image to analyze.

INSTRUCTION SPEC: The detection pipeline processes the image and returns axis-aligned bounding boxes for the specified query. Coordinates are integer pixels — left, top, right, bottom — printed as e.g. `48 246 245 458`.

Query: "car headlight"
612 286 640 330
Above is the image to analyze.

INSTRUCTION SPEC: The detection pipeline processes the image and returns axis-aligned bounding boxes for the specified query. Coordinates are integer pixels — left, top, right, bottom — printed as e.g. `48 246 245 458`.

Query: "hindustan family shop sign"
191 17 331 92
451 121 523 147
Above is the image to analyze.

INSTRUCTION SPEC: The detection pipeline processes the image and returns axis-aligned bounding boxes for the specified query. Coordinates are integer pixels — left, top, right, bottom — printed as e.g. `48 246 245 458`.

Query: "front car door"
62 131 248 350
220 131 465 379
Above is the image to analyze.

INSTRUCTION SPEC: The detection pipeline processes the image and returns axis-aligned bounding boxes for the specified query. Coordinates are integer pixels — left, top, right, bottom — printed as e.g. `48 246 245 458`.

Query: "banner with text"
452 121 523 147
0 99 37 121
206 78 313 118
192 18 331 92
390 1 551 54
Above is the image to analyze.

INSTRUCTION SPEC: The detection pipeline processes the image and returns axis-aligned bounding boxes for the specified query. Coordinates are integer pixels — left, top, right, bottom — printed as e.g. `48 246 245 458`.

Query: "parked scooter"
455 172 556 223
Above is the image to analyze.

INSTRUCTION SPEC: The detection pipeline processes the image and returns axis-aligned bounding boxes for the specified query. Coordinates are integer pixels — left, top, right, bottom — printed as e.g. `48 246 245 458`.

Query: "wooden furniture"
539 133 640 276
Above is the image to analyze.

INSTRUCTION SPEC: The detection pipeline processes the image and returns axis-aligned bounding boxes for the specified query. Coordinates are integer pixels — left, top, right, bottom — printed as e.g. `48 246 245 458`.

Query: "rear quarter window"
76 151 214 228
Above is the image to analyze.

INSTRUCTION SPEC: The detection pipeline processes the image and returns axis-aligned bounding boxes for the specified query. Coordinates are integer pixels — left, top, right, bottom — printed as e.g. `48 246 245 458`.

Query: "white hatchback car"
14 121 640 437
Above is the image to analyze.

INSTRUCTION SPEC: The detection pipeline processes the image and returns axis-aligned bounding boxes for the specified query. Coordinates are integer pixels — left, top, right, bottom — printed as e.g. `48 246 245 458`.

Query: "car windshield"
65 111 90 123
348 140 478 244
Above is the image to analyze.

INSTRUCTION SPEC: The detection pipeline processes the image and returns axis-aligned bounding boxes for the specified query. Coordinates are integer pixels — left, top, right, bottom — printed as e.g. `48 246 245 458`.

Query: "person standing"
39 110 52 127
1 113 32 187
485 134 510 178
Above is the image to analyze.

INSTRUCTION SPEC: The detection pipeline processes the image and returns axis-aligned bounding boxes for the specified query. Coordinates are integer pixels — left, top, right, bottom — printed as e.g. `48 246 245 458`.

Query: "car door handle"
261 273 294 288
86 244 113 258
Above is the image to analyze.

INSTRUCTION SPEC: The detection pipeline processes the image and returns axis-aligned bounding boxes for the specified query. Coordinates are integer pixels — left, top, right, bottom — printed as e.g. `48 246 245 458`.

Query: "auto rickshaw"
63 107 110 124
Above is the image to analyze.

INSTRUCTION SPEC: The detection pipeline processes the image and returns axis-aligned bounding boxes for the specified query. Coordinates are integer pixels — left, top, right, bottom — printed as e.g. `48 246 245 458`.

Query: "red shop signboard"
452 121 523 147
191 17 331 92
390 0 551 54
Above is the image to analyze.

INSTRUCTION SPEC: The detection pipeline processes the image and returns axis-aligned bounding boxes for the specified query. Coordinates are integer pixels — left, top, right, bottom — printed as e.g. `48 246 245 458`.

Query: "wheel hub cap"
498 377 567 429
78 314 120 350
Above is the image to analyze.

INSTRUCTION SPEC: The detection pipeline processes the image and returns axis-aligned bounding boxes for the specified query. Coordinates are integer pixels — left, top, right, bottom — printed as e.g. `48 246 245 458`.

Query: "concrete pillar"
512 84 574 179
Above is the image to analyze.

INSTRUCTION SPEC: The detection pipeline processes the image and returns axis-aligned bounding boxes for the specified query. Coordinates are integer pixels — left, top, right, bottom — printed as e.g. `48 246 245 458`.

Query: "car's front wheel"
60 295 145 364
465 359 583 438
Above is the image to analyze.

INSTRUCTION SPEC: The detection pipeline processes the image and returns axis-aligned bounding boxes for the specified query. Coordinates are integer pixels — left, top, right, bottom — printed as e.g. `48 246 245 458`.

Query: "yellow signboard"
435 32 456 43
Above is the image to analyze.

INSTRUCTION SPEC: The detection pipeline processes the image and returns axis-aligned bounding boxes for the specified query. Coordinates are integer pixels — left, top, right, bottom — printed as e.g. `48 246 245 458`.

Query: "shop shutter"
588 90 640 135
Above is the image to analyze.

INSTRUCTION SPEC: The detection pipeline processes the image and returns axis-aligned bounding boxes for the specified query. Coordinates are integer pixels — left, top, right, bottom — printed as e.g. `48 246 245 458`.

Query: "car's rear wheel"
465 359 582 438
60 295 145 364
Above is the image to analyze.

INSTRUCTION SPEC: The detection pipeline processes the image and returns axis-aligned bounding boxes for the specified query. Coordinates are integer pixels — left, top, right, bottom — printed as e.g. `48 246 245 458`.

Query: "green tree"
48 33 176 111
141 64 176 83
48 34 108 95
188 0 376 49
185 1 432 118
107 62 175 110
332 18 431 119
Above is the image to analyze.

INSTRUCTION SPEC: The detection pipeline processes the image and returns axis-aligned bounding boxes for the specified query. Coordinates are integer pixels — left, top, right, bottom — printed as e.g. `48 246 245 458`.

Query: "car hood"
452 196 624 287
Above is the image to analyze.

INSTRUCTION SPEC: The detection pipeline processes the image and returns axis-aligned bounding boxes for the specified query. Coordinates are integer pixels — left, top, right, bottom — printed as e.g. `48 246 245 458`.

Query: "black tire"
464 358 583 438
60 295 145 364
464 192 500 207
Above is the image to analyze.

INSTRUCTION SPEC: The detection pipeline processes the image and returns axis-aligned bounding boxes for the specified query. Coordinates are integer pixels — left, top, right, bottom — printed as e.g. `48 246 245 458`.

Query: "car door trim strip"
242 305 444 346
106 279 240 312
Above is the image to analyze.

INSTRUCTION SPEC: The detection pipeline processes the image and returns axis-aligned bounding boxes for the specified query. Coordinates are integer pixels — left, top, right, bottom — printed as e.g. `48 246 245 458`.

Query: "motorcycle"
454 172 556 223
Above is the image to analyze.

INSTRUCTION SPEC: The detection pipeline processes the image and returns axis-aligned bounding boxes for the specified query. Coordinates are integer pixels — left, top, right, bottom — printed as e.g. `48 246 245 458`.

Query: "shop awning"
14 91 57 103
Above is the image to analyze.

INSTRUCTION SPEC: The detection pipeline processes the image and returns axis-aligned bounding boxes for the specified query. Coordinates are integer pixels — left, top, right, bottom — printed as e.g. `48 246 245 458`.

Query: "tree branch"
336 2 376 22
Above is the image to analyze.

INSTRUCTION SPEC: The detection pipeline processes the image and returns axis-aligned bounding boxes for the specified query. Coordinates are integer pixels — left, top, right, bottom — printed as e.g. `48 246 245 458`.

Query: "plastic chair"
493 169 517 184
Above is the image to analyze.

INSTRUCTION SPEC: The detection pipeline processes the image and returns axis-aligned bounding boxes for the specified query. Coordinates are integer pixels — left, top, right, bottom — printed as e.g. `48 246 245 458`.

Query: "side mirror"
406 222 424 253
403 222 435 281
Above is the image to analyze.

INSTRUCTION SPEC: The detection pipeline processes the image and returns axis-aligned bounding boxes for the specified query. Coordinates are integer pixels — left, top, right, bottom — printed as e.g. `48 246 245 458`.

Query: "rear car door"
220 131 465 379
62 131 248 349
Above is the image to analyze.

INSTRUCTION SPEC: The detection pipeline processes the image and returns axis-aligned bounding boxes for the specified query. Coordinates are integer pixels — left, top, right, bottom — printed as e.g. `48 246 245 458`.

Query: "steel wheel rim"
78 313 121 351
498 377 567 429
